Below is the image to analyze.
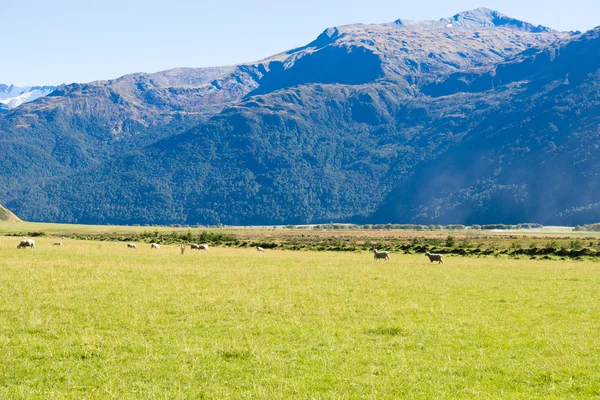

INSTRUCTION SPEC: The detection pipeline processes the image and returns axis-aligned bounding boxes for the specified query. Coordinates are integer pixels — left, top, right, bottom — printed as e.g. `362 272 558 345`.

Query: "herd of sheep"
15 238 445 264
371 249 444 264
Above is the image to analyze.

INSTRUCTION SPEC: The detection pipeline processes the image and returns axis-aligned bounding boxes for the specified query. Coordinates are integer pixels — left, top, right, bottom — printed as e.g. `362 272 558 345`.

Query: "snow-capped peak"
0 84 58 110
394 7 555 33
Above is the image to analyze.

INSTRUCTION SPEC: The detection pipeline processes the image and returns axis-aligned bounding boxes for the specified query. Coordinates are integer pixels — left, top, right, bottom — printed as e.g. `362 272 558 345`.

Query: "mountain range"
0 84 58 111
2 8 599 225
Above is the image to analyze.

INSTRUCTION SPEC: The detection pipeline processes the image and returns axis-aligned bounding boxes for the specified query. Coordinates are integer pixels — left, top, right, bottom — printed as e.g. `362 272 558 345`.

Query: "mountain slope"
254 8 566 95
372 27 600 225
0 65 265 201
0 204 21 222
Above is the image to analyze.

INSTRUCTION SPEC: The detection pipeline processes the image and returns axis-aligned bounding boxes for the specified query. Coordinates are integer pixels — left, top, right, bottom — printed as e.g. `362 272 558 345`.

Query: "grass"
0 221 203 236
1 236 600 398
0 205 21 222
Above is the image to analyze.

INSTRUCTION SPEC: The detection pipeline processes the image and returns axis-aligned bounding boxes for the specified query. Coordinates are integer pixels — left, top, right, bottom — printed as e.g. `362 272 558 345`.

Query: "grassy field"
1 235 600 398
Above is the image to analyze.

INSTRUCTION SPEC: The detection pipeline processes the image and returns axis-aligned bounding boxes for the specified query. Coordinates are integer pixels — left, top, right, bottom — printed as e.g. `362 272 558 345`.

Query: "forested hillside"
6 9 600 225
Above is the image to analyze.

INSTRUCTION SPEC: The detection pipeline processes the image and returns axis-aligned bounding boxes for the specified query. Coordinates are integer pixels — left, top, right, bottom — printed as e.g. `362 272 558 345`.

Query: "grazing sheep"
151 243 160 249
190 244 200 250
425 252 444 264
198 244 209 251
257 246 265 252
372 248 390 261
127 243 137 249
17 239 36 249
53 241 63 246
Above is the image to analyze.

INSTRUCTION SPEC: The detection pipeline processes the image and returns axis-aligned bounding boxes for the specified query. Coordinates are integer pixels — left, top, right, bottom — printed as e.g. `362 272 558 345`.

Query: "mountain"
0 9 566 206
5 8 599 225
0 65 265 201
394 7 554 32
255 8 565 95
0 84 58 110
373 27 600 225
0 204 21 222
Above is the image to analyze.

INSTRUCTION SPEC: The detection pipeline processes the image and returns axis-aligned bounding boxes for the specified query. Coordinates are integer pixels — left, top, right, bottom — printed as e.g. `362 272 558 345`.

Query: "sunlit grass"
1 236 599 398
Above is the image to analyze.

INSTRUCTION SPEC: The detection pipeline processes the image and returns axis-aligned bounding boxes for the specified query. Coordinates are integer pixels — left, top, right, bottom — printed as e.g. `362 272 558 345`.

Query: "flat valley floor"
1 236 599 398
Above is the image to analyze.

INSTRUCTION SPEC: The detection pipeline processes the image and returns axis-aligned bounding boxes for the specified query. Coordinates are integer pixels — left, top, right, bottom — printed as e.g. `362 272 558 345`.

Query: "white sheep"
372 249 390 261
425 252 444 264
190 244 200 250
127 243 137 249
151 243 160 249
17 239 36 249
257 246 265 252
198 244 209 251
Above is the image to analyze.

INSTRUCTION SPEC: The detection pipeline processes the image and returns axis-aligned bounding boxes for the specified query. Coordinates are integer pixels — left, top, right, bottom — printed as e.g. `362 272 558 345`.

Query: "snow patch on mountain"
0 84 58 109
394 7 555 33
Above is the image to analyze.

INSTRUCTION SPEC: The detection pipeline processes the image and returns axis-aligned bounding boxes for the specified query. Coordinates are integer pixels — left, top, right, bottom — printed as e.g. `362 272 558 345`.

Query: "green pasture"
0 236 599 398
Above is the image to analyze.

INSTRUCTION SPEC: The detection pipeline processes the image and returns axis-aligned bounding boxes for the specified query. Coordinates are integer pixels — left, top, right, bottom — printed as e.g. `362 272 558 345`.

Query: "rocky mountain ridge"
393 7 555 32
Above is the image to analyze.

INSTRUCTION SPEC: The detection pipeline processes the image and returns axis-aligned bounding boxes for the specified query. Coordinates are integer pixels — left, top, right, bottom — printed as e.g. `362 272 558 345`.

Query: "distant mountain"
394 7 555 32
6 8 600 225
0 84 58 110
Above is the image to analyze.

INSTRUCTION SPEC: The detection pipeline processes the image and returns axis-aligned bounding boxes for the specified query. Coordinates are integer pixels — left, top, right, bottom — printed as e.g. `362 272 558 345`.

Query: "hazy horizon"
2 0 599 86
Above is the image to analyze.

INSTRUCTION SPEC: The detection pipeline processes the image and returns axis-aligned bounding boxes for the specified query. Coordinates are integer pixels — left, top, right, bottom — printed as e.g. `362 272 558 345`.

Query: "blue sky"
3 0 599 86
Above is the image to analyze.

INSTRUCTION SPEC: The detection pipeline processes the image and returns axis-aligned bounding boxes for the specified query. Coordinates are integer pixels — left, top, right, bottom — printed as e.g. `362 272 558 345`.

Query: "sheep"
198 244 209 251
151 243 160 249
425 252 444 264
372 248 390 261
190 244 200 250
127 243 137 249
53 241 63 246
17 239 36 249
256 246 265 252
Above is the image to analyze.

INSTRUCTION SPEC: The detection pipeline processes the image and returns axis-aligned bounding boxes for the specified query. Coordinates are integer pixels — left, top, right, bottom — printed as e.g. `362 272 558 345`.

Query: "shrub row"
308 223 543 231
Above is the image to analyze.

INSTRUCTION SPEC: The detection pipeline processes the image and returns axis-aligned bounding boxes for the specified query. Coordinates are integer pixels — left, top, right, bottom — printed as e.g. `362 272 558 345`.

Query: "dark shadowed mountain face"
4 9 599 225
373 28 600 225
